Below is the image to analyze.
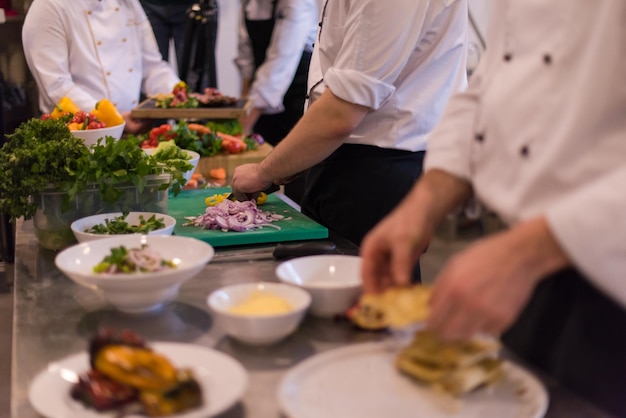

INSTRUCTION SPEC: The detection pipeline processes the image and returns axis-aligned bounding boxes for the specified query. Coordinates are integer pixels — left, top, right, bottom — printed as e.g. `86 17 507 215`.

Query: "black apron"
244 0 311 147
503 268 626 417
300 144 425 281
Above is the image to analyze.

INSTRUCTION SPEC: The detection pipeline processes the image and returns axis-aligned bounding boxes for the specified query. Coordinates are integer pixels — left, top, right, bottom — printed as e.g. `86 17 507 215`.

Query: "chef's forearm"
257 89 369 183
407 169 473 229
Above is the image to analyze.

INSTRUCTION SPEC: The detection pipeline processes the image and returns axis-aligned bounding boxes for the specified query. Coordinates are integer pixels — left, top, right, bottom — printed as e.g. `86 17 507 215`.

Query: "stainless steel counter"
11 217 616 418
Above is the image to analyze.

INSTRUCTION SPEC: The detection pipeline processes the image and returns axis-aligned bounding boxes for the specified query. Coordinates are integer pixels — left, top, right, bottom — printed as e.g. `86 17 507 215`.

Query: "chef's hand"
231 163 274 201
122 112 151 134
428 217 569 341
360 201 433 294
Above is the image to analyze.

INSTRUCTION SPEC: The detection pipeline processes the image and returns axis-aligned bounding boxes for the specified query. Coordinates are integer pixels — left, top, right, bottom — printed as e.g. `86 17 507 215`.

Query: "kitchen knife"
212 241 338 262
226 183 280 201
273 241 337 260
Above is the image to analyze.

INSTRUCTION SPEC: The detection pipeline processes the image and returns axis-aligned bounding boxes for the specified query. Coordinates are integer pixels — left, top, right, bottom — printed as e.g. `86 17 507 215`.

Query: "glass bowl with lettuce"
0 118 193 250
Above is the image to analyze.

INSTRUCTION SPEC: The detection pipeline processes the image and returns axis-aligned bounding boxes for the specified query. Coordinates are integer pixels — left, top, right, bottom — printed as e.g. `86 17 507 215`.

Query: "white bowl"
71 212 176 243
207 282 311 346
144 147 200 184
55 235 214 313
276 255 363 318
182 150 200 183
71 122 125 147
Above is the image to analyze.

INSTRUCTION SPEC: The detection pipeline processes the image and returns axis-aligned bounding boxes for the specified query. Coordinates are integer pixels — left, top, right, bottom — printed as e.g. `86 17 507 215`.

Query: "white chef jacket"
425 0 626 307
22 0 180 114
234 0 318 113
307 0 468 152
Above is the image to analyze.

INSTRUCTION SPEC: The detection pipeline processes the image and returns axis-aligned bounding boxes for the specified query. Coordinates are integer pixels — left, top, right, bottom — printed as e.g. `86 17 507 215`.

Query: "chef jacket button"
106 71 111 76
97 41 102 46
129 68 133 72
504 53 513 62
87 11 92 15
122 38 127 42
543 54 552 65
475 133 484 142
520 145 529 157
115 7 120 11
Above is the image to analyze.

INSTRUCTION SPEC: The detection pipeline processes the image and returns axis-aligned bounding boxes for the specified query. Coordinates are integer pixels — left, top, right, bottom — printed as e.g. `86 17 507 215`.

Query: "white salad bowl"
70 212 176 243
276 255 363 318
207 282 311 346
71 122 125 147
55 235 214 313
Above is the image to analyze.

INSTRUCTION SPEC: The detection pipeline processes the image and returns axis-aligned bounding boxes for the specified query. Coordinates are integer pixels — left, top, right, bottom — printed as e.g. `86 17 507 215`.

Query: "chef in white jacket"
232 0 468 260
22 0 180 133
361 1 626 415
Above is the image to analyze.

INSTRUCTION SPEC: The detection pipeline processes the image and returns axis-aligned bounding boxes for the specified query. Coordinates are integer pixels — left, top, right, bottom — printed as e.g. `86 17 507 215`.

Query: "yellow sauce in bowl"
229 292 293 316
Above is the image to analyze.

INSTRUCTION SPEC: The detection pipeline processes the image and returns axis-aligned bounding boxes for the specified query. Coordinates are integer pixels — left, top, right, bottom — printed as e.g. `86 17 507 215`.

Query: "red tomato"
222 139 246 154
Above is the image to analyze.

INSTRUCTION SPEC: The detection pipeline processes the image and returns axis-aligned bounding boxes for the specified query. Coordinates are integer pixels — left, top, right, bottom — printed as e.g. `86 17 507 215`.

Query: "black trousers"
301 144 425 280
503 268 626 417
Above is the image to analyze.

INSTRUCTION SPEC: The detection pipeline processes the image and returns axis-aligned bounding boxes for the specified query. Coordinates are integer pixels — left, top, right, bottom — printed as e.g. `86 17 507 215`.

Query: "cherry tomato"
71 111 88 124
87 121 106 130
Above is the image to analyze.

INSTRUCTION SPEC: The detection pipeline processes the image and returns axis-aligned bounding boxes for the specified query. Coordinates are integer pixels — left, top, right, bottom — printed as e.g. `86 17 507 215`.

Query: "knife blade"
226 183 280 201
212 241 338 262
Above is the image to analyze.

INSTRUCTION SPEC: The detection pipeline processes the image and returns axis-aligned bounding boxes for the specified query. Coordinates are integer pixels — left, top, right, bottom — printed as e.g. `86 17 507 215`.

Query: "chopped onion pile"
184 199 285 232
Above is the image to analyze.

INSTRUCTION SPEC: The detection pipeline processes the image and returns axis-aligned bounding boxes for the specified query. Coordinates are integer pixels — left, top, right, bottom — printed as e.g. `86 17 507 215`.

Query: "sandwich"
396 330 503 396
346 285 503 396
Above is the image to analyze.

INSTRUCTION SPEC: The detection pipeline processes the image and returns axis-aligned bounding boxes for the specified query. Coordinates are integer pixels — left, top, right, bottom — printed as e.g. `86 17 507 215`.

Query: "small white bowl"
144 147 200 184
71 212 176 243
71 122 125 147
276 255 363 318
55 235 214 313
182 150 200 184
207 282 311 346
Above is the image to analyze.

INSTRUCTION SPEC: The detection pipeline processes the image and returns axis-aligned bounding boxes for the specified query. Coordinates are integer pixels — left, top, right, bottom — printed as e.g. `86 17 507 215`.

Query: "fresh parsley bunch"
0 118 89 220
0 118 192 221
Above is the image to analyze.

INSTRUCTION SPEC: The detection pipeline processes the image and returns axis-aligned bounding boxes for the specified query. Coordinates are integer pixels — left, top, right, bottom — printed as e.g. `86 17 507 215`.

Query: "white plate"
278 342 548 418
29 342 248 418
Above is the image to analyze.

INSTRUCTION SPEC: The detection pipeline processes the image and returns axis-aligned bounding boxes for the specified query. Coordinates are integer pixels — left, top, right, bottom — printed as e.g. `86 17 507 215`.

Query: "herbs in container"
0 118 192 250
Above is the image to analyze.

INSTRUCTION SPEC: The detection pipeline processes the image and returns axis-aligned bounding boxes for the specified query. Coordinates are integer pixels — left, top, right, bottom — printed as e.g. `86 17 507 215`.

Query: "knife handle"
272 242 338 260
263 183 281 194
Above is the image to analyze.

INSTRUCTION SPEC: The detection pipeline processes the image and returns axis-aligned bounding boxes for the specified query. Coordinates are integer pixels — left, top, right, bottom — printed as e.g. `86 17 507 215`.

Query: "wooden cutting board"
168 188 328 247
130 98 252 119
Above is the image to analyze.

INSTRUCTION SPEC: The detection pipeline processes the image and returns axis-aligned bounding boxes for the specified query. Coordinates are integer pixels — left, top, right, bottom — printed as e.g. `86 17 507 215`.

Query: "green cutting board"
168 188 328 247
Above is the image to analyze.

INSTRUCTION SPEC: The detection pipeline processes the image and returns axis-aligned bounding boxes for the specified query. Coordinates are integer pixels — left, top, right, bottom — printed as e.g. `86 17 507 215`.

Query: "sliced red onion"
184 199 284 232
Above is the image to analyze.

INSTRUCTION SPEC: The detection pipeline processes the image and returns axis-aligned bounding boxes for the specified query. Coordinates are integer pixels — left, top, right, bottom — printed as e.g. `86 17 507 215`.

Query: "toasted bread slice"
348 285 431 330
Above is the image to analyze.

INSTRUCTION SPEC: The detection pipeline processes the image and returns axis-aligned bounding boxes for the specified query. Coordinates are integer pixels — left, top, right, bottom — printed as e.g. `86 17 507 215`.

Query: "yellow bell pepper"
50 96 81 119
94 345 178 391
66 122 82 131
205 192 268 206
205 193 230 207
255 192 268 205
92 98 124 127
